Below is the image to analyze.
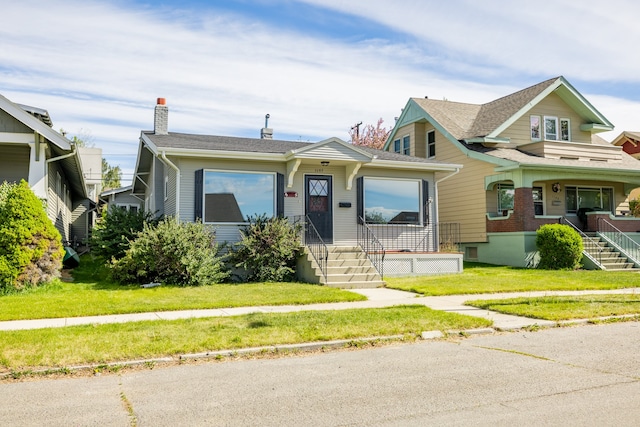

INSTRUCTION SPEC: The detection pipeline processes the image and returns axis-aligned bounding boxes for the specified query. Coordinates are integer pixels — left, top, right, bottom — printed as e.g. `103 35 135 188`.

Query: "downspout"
160 151 180 220
433 167 461 251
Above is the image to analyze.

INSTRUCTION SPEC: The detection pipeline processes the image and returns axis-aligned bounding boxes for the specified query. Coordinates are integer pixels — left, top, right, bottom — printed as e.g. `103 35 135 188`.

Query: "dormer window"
544 116 558 140
542 116 571 141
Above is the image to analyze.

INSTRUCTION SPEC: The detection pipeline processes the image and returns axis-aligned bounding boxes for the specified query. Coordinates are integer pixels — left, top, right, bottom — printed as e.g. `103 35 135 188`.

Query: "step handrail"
596 218 640 267
357 217 386 279
560 217 605 268
293 215 328 282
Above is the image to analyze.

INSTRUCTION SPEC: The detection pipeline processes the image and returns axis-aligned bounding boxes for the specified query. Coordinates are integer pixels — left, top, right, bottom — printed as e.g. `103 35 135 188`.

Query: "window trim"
560 118 570 141
402 135 410 155
201 169 278 225
530 115 541 141
426 130 436 158
544 116 558 141
496 183 515 212
164 173 169 201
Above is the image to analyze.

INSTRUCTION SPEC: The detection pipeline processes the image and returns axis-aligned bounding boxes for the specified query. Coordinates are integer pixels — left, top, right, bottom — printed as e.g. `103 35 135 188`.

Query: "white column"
27 136 48 199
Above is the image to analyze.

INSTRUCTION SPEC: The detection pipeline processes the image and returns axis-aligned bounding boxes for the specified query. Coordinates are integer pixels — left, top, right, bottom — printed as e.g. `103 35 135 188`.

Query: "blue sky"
2 0 640 185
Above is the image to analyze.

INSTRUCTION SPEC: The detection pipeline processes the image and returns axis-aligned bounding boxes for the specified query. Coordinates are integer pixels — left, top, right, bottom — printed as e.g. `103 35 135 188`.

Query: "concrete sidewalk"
1 287 638 332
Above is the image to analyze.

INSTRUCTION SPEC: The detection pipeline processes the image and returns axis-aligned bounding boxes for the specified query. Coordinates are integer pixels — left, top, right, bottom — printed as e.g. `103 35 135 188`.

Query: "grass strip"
386 263 640 296
0 305 491 369
466 294 640 321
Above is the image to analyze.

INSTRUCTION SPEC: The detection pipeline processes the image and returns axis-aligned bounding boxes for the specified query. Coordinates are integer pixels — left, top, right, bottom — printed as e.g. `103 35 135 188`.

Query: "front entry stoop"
302 246 385 289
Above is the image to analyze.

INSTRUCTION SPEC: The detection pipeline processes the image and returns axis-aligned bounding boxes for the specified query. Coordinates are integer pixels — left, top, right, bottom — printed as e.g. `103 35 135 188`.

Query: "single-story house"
131 99 464 286
0 93 91 246
384 76 640 268
99 185 142 213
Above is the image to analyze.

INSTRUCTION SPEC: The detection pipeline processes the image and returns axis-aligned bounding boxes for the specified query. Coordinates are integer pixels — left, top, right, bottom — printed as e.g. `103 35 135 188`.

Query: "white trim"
530 115 541 141
544 116 558 141
363 176 422 225
560 118 571 141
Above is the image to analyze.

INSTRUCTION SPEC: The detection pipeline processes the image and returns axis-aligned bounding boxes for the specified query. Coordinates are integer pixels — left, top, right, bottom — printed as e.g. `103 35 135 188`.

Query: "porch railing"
597 218 640 267
293 215 328 282
357 217 385 279
560 217 604 267
436 222 461 252
362 223 433 252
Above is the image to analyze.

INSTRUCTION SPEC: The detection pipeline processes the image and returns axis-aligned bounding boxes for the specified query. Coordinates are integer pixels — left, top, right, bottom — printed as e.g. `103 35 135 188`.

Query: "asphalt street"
1 321 639 426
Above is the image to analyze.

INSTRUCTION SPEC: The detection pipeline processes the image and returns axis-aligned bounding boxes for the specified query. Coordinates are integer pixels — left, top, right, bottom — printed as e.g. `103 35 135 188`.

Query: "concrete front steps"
303 246 385 288
582 233 640 271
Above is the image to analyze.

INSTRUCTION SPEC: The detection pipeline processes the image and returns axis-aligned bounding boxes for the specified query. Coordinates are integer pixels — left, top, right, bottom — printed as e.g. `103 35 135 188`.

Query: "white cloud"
1 0 639 185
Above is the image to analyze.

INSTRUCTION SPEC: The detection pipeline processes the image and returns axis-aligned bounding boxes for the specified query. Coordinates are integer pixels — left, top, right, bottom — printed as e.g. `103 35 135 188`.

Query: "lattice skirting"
383 253 463 276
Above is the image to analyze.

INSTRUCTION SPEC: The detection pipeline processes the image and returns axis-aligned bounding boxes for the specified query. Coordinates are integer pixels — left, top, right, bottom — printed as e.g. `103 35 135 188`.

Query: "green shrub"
0 181 64 293
90 206 156 261
630 198 640 217
111 217 228 286
230 214 302 282
536 224 583 270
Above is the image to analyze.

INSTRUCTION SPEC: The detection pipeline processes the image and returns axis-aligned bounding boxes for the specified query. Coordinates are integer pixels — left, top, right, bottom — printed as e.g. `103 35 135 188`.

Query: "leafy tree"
349 118 391 150
0 181 64 293
102 158 122 190
111 217 228 286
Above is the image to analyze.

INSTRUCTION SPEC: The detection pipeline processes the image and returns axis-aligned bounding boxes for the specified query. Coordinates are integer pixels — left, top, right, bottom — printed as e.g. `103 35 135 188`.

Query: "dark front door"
305 175 333 244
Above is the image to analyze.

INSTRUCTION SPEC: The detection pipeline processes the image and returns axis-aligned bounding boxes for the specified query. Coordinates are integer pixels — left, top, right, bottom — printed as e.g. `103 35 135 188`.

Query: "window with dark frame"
427 130 436 158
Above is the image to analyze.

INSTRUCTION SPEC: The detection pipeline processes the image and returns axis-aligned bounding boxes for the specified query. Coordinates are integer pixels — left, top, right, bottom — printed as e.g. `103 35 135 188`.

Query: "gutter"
433 167 461 251
160 151 180 220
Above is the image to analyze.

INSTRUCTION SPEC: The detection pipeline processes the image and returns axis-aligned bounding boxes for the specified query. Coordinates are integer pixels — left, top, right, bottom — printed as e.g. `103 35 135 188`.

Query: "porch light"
320 161 330 166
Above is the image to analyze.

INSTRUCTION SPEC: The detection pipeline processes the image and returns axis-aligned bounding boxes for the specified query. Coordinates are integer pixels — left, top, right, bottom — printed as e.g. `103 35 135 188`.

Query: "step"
325 265 378 275
323 280 386 289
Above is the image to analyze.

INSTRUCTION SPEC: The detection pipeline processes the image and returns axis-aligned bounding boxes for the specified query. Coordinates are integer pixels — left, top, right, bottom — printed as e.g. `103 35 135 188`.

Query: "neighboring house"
0 93 89 246
612 131 640 208
385 76 640 268
99 185 142 213
131 99 464 284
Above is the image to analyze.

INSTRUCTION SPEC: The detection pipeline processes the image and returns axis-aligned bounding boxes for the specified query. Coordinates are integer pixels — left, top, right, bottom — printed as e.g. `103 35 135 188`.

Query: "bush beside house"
90 206 157 261
0 181 64 293
110 217 228 286
536 224 583 270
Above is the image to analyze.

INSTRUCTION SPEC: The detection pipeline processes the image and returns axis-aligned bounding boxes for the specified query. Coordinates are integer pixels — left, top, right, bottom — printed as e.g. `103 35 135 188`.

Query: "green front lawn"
0 306 491 369
466 294 640 321
386 263 640 296
0 256 365 321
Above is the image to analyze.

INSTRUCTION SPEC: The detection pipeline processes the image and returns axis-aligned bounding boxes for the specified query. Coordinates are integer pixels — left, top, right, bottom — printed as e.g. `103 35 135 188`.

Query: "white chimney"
154 98 168 135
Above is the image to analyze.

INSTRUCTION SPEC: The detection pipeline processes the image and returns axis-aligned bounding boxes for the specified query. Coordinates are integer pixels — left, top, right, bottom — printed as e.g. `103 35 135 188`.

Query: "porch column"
27 139 47 199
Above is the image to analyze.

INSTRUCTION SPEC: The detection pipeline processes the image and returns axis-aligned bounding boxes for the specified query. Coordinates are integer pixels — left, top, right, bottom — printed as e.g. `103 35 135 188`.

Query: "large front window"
565 186 613 214
364 178 421 224
203 170 275 223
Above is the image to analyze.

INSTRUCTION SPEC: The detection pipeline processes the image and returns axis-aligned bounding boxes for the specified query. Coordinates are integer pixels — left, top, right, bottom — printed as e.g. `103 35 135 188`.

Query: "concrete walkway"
1 287 639 332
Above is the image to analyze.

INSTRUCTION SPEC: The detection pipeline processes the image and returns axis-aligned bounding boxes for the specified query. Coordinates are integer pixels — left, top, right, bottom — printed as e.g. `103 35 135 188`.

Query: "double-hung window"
530 116 541 141
402 135 410 155
393 139 401 153
544 116 558 141
560 118 570 141
427 130 436 158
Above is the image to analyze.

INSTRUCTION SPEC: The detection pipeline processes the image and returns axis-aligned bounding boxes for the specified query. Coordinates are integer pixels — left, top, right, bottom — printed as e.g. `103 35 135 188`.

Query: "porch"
294 215 463 286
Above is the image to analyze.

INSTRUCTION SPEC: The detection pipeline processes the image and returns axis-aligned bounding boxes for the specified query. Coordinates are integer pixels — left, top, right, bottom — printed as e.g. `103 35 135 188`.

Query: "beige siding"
435 139 494 243
0 110 31 133
0 144 30 183
500 92 592 145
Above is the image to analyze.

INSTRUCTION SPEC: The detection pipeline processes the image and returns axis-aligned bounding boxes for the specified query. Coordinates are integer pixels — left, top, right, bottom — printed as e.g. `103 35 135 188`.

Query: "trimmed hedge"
536 224 583 270
0 181 64 293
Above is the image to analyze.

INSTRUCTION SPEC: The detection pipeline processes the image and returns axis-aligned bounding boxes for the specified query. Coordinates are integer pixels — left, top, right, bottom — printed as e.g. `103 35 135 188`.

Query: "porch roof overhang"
485 163 640 192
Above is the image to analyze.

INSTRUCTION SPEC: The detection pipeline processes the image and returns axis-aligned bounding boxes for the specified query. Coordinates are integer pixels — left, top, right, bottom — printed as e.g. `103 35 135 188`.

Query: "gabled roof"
611 131 640 147
0 93 86 198
386 76 614 148
0 94 70 150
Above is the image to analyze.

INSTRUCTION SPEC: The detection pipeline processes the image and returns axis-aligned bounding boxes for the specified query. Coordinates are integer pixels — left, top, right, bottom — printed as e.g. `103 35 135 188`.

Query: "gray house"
0 93 90 246
132 99 464 286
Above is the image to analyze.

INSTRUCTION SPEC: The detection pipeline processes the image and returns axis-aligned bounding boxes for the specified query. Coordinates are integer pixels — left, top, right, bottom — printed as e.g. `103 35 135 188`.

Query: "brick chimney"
154 98 168 135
